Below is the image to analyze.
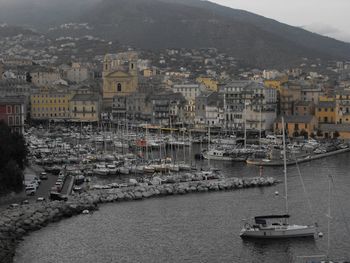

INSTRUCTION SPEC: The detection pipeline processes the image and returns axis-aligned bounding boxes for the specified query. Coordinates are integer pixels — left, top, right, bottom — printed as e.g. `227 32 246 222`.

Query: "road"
0 162 70 210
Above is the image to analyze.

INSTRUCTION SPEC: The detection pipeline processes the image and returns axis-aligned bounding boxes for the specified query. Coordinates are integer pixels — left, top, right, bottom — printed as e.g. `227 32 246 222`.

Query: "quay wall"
0 176 277 263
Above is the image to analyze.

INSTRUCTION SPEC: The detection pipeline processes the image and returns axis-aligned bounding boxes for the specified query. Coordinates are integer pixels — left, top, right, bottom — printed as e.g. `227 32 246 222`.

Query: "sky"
211 0 350 43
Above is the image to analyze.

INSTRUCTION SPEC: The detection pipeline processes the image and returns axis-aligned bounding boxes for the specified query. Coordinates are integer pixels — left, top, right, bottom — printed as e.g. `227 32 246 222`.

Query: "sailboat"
240 117 316 239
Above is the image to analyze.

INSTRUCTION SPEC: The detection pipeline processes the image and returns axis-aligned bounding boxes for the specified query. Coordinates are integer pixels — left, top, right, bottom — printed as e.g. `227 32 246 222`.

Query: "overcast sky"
211 0 350 43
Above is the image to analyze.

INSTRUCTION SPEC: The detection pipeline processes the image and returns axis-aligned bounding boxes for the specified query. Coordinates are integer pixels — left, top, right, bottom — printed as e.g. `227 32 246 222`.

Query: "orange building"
274 115 317 137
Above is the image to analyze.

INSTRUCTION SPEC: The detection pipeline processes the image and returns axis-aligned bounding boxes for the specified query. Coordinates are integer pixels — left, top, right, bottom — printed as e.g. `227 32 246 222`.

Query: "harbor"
11 150 350 263
0 123 348 262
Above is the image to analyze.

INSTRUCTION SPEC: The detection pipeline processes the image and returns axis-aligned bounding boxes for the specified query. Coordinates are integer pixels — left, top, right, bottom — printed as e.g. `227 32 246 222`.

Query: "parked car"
73 186 82 192
49 192 68 201
9 203 19 209
33 177 41 184
25 186 36 196
36 197 45 202
40 172 48 180
21 200 29 205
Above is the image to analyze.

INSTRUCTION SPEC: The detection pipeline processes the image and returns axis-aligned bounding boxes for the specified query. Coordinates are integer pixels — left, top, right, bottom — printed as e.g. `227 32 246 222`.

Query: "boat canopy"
254 215 290 224
255 215 290 220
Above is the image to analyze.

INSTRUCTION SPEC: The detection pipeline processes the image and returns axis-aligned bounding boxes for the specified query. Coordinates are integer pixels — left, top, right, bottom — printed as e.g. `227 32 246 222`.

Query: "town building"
220 80 277 130
149 92 186 125
274 115 317 137
102 52 138 110
335 90 350 124
30 86 73 120
0 62 3 80
69 93 100 122
294 101 315 116
0 96 26 133
316 100 336 124
65 63 90 83
31 68 61 87
196 77 218 92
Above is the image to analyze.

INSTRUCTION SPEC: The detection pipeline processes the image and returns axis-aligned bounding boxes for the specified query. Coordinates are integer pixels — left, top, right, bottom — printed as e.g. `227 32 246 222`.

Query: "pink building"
0 96 26 133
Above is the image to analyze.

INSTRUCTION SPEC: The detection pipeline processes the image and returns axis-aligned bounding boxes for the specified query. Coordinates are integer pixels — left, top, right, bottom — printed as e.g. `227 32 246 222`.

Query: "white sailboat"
240 117 316 239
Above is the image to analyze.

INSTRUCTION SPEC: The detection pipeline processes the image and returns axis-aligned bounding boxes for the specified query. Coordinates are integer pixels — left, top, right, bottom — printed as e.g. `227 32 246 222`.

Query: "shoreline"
0 176 277 263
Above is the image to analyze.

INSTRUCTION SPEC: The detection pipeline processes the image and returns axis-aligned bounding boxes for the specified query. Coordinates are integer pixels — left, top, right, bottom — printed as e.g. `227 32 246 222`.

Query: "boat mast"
244 100 247 149
326 175 332 259
259 104 262 149
145 123 149 161
282 117 288 215
208 125 211 167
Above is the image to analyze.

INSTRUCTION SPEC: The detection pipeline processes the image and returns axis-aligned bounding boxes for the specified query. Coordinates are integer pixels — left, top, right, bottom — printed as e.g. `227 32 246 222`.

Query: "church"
102 52 138 111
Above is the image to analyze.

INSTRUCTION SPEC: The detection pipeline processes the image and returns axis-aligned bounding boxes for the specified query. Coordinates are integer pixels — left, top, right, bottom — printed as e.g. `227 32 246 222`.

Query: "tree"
333 130 340 139
0 121 27 194
292 131 299 137
300 129 308 139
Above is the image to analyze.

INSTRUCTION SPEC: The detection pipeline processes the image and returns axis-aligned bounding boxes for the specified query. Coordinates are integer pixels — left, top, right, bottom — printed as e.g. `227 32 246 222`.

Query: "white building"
65 63 89 83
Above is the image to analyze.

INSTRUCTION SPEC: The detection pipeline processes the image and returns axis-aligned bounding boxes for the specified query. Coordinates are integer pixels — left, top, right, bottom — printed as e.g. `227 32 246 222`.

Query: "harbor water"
14 152 350 263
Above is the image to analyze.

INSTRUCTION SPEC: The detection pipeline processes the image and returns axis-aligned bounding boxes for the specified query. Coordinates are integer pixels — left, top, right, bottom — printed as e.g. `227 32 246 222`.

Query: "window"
8 116 13 125
294 123 299 130
6 105 12 114
15 116 20 125
117 83 122 92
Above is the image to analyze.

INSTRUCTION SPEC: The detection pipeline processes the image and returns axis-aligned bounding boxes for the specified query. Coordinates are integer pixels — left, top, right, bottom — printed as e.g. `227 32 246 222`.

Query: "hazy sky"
212 0 350 43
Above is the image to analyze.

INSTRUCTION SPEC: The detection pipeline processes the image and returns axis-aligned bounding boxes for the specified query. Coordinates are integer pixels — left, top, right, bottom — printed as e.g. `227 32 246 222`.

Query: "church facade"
102 52 138 111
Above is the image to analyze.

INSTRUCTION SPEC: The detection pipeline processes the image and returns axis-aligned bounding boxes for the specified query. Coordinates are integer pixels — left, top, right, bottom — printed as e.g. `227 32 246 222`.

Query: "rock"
134 192 143 200
142 191 152 198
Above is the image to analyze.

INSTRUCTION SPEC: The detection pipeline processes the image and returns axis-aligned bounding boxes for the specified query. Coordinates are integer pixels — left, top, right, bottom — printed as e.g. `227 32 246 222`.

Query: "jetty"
246 147 350 167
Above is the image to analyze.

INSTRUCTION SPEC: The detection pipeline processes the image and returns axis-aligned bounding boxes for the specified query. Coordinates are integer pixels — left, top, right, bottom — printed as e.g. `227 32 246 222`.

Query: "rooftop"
71 93 99 102
0 96 26 104
277 115 315 123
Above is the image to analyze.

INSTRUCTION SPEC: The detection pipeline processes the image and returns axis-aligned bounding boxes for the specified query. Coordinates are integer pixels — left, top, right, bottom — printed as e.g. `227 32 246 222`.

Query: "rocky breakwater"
0 176 276 263
77 176 278 205
0 199 98 263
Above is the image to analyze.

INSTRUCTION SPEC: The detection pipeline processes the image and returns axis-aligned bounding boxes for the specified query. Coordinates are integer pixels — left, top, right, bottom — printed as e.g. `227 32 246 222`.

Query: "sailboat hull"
240 225 316 239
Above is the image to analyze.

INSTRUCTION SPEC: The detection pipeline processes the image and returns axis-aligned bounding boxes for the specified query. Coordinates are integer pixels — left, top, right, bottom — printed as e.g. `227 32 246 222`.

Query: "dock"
246 147 350 167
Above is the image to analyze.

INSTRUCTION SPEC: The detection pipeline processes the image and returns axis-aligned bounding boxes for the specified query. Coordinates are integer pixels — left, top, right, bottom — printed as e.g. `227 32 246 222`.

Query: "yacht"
202 149 233 161
240 117 316 239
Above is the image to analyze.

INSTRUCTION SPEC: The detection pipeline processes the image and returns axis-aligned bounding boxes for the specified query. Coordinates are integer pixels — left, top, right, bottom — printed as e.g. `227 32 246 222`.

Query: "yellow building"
316 99 336 124
70 93 100 122
263 76 288 91
196 77 218 92
142 68 157 77
102 52 138 110
30 86 73 120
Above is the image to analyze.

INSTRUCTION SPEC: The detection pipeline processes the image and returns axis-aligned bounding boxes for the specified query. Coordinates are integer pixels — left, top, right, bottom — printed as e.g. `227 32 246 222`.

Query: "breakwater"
0 176 277 263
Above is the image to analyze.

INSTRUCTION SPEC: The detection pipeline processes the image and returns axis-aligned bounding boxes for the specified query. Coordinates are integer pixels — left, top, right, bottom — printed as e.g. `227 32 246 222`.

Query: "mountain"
78 0 350 67
0 0 100 28
0 25 39 37
1 0 350 67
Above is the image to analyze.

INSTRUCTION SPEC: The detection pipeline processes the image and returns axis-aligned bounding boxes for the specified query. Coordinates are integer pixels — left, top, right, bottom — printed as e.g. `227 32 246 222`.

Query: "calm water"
14 152 350 263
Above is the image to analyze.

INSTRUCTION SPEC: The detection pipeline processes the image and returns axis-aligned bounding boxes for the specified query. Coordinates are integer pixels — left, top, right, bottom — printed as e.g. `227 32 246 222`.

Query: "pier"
246 147 350 166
